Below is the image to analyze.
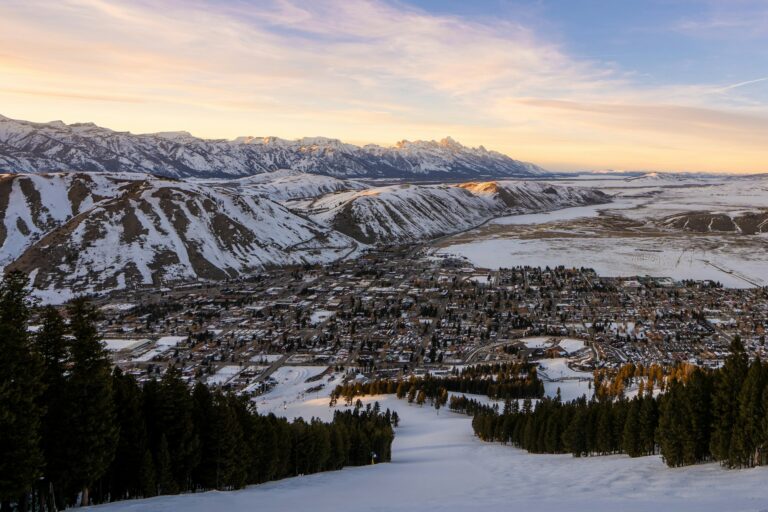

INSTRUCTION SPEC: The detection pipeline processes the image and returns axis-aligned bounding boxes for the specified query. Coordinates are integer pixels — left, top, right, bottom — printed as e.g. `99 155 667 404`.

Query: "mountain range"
0 114 546 180
1 171 608 301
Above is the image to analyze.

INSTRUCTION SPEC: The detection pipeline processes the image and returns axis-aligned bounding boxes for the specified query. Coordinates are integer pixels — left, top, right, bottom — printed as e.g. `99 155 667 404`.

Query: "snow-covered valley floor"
88 394 768 512
435 176 768 287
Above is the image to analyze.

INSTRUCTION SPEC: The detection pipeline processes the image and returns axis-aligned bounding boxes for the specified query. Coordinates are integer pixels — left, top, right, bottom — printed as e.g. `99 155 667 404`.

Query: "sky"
1 0 767 173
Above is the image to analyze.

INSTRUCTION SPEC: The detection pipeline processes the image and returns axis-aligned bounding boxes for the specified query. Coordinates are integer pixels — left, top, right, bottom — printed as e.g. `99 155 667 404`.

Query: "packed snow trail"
87 394 768 512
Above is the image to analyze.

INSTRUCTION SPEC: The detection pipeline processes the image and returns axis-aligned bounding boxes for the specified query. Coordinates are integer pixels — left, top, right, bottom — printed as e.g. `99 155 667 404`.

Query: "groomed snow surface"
87 392 768 512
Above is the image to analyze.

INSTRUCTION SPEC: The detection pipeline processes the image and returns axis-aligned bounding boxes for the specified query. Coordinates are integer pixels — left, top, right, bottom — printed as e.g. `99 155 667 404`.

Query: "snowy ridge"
0 172 608 300
1 173 358 301
229 169 367 201
299 180 610 244
0 115 547 179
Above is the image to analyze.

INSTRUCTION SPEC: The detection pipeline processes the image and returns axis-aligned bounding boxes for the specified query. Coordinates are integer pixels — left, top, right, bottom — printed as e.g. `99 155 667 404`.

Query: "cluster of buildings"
76 248 768 394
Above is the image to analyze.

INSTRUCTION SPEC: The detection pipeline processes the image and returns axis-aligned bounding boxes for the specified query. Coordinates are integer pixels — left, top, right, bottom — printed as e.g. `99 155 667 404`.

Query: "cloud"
0 0 766 173
715 77 768 93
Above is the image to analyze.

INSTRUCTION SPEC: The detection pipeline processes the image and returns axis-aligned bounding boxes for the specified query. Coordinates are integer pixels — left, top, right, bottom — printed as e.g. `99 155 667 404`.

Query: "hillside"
1 173 358 301
300 181 610 244
0 172 608 301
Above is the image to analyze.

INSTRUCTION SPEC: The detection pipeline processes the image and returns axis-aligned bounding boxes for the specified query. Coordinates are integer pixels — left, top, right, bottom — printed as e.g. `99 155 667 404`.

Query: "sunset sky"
2 0 767 173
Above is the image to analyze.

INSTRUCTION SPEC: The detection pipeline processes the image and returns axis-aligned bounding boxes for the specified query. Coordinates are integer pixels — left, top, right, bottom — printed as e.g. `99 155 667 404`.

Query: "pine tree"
622 398 642 457
710 337 748 465
62 297 118 506
681 368 713 464
0 272 44 507
156 435 177 495
139 450 157 498
563 407 588 457
34 305 70 506
107 369 149 499
638 395 658 455
731 358 765 467
657 382 687 467
155 366 200 492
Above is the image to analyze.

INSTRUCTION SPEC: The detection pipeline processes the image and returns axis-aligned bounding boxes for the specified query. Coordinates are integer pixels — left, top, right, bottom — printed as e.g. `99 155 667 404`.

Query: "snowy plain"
437 175 768 287
87 392 768 512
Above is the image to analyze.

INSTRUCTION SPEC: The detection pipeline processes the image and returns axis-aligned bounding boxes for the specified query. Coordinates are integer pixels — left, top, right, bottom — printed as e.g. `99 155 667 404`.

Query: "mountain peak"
438 136 463 149
0 114 548 179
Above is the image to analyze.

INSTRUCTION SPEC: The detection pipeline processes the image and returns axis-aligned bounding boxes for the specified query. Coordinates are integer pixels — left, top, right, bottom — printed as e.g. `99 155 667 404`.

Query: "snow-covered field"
88 393 768 512
437 175 768 287
440 235 768 287
519 336 551 349
538 358 594 402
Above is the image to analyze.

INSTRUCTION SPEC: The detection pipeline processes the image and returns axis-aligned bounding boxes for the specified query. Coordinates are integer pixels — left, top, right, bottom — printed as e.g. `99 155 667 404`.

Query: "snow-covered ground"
519 336 551 349
206 365 243 386
538 358 594 402
441 235 768 287
559 338 586 354
254 366 335 417
88 393 768 512
437 175 768 288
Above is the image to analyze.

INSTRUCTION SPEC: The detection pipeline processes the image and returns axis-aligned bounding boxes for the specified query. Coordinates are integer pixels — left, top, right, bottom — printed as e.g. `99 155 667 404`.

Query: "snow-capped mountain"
1 172 359 301
0 114 547 179
297 181 610 244
0 170 608 301
223 169 367 201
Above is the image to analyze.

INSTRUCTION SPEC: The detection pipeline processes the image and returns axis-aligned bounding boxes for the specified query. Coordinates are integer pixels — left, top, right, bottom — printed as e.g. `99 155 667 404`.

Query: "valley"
435 174 768 287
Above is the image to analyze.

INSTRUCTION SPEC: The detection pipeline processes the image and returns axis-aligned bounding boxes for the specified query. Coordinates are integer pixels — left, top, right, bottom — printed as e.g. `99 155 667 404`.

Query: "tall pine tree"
710 337 748 466
0 272 44 509
34 306 70 509
62 298 118 506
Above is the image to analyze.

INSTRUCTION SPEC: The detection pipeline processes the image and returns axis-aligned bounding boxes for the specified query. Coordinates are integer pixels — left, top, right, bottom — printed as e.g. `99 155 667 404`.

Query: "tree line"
468 337 768 469
0 272 395 511
330 362 544 407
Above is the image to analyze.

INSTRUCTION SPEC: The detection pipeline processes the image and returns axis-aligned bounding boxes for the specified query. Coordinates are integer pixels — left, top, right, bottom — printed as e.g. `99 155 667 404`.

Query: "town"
39 247 767 400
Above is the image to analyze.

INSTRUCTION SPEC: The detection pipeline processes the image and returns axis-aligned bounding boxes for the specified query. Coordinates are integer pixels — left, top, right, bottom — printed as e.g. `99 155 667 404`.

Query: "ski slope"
88 394 768 512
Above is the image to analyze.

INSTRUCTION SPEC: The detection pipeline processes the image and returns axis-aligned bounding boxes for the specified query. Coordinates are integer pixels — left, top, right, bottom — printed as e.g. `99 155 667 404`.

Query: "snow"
87 393 768 512
559 338 586 354
440 236 768 288
309 309 334 325
5 172 360 303
230 169 366 201
254 366 332 416
538 358 594 402
491 198 639 226
132 336 188 362
207 365 243 386
0 115 545 179
439 175 768 288
519 336 551 349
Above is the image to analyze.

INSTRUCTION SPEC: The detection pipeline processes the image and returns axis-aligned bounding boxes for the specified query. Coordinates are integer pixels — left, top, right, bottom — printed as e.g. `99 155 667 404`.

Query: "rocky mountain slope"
661 210 768 234
1 171 608 301
297 181 610 244
0 114 546 179
1 173 358 302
